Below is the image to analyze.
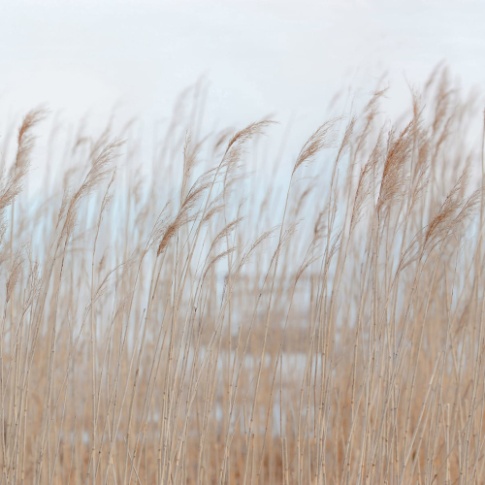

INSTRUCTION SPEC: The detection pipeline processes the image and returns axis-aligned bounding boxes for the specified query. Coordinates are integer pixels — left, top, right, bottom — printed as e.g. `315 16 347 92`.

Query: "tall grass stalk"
1 69 485 483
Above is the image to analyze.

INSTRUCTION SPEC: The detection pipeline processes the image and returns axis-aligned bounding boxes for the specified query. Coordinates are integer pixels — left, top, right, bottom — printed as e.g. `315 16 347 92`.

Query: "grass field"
1 68 485 484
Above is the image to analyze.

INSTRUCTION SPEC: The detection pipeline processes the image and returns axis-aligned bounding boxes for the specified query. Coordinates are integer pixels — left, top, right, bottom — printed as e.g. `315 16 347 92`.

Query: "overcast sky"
1 0 485 170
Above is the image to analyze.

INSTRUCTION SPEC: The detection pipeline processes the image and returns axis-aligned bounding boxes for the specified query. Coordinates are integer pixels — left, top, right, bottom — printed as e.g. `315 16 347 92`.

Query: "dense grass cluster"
1 69 485 484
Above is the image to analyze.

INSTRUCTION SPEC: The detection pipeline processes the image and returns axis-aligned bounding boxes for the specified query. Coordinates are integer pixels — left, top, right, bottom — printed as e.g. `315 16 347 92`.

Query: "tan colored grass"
1 68 485 484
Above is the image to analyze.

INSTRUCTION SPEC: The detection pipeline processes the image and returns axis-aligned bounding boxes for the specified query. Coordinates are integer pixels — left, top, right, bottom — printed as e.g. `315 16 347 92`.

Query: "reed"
1 67 484 484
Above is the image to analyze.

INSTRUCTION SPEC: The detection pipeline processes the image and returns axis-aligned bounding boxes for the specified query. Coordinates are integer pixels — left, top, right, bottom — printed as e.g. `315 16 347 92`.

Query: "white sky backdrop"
1 0 485 175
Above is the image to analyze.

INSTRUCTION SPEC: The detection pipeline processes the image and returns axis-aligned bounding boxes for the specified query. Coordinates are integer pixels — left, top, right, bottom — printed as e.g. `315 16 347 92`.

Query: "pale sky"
1 0 484 171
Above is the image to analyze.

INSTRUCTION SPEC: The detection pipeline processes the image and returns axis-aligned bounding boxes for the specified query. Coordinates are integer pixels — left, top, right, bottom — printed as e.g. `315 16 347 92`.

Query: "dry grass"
1 68 485 484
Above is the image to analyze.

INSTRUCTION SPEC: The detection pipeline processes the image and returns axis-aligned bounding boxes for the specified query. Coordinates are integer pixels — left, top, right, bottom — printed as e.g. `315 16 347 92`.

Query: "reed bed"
1 68 485 484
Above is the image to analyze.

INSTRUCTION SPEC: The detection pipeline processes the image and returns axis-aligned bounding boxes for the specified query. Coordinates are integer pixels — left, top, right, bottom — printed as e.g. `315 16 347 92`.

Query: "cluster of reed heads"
1 68 485 484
